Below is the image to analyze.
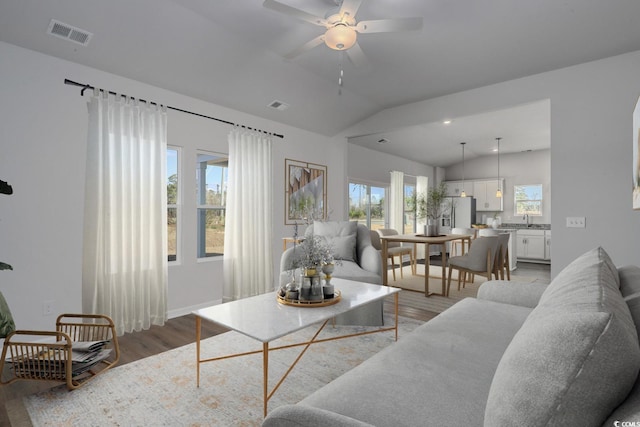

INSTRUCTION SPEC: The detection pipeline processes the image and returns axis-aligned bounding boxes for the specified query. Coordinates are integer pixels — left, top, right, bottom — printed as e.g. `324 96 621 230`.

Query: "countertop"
499 223 551 230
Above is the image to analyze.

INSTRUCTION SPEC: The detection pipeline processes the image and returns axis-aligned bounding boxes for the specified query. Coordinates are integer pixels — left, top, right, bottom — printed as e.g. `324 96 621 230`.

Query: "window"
197 152 228 258
167 147 179 262
348 182 386 230
403 184 416 234
514 184 543 216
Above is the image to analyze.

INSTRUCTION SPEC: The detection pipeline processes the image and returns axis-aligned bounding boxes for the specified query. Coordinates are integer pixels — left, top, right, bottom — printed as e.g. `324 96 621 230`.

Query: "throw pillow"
484 247 640 426
620 265 640 297
313 221 357 262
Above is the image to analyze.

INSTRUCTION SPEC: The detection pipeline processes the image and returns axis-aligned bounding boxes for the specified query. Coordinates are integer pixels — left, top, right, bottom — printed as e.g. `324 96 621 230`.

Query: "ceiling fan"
263 0 423 67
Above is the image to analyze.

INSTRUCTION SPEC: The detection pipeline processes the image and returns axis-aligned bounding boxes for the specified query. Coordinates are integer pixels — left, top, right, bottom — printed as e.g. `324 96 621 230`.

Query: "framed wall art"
285 159 327 224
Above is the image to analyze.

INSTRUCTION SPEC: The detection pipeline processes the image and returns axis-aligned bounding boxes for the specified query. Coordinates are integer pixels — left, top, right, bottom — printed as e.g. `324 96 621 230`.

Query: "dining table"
379 233 473 297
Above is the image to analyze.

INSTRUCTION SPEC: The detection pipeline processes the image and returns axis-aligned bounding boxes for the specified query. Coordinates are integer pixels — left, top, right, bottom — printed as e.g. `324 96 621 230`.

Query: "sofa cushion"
485 247 640 426
620 265 640 298
313 221 357 262
621 266 640 342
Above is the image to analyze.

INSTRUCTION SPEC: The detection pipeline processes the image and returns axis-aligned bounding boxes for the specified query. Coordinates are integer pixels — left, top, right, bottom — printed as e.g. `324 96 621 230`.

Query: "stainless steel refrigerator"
440 197 476 234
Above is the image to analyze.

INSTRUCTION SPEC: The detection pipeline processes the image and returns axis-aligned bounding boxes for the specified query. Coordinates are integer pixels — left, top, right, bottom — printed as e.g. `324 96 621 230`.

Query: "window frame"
196 150 228 260
514 184 543 216
348 180 387 231
167 146 181 264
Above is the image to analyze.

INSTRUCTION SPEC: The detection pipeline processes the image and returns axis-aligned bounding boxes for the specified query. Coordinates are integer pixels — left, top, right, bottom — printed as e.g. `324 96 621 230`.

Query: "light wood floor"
0 261 549 426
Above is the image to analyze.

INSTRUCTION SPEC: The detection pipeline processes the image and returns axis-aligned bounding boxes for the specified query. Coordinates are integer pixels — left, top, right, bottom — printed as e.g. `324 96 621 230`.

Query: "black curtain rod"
64 79 284 139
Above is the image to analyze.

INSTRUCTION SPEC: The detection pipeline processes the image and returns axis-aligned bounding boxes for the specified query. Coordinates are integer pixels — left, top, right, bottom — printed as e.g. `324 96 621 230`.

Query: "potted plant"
416 182 450 236
0 179 16 338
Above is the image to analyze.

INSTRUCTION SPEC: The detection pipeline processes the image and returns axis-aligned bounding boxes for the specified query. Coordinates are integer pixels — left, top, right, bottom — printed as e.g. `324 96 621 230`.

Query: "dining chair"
450 227 476 257
446 235 499 296
375 228 416 281
496 232 511 280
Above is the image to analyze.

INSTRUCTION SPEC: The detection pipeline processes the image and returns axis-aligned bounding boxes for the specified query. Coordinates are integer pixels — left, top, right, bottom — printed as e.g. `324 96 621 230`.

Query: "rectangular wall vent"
268 100 290 111
47 19 93 46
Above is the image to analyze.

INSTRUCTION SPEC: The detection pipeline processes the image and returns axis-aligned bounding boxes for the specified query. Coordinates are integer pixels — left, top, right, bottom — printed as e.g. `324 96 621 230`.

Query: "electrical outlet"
566 217 586 228
43 300 54 316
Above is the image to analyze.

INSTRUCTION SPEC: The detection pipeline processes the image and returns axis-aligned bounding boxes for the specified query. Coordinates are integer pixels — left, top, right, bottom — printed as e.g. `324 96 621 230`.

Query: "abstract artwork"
285 159 327 224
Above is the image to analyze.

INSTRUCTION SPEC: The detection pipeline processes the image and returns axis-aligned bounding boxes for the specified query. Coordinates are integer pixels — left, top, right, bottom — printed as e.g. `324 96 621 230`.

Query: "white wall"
0 41 345 330
347 144 435 186
342 51 640 277
445 149 551 225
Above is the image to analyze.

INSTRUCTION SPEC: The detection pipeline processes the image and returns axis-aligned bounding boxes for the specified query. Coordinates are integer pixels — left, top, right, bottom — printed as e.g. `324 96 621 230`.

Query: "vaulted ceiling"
2 0 640 165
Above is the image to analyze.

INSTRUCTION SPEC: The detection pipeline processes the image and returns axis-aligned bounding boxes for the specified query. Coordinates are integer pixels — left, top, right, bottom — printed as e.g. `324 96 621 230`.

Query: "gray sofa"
264 247 640 426
280 221 383 326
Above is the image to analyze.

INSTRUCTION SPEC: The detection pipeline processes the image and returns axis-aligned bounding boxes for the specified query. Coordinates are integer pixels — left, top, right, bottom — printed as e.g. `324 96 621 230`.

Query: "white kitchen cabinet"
516 229 546 260
443 180 471 197
545 230 551 260
473 179 504 211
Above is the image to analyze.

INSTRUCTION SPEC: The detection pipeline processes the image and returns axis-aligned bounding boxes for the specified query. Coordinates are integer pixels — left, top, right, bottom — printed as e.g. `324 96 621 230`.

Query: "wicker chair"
0 313 120 390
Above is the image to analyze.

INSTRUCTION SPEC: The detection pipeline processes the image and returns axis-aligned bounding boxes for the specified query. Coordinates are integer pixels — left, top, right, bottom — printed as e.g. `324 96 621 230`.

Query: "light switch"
566 217 586 228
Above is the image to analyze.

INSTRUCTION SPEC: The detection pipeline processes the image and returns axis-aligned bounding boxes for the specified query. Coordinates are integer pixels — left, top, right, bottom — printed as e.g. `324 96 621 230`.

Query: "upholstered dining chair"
496 232 511 280
450 227 476 257
446 235 499 296
375 228 416 281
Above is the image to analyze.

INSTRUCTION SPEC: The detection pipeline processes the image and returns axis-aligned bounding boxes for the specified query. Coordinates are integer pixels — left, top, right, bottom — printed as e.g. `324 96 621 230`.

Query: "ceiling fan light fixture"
325 24 357 50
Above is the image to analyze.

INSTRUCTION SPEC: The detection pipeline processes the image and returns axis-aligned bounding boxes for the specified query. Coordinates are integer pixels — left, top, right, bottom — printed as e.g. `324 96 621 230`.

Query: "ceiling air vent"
377 138 390 144
47 19 93 46
268 100 290 111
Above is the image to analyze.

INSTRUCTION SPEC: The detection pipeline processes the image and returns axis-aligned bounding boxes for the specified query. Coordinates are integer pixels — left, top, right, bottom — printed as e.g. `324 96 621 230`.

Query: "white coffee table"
193 279 401 417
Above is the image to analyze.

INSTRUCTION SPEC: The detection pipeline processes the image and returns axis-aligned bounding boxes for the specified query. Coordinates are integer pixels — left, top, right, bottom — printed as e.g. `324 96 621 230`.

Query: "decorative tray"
277 290 341 307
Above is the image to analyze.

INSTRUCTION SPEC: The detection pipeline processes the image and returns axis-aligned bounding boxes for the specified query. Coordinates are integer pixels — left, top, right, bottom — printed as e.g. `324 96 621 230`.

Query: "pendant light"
495 137 503 198
460 142 467 197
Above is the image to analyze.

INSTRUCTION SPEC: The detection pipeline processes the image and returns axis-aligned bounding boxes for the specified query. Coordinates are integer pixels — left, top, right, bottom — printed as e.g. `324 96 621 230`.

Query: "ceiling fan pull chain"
338 52 344 95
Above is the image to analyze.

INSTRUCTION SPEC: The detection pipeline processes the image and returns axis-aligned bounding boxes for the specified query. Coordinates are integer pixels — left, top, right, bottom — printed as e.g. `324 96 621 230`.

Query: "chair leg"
410 250 416 275
390 256 396 281
399 255 404 278
505 251 511 280
446 265 453 296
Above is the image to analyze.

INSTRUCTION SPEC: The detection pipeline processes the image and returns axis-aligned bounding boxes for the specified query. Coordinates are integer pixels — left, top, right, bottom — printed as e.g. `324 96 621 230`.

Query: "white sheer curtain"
82 90 168 336
389 171 404 232
223 127 273 301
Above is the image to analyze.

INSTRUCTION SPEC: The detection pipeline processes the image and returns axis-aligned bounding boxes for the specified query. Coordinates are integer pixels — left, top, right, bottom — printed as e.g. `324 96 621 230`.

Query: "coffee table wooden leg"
196 316 201 387
394 292 399 341
382 239 388 286
263 342 269 417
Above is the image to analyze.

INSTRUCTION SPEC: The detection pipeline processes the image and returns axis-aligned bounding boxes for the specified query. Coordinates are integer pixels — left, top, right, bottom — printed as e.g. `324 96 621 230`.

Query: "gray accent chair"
279 222 383 326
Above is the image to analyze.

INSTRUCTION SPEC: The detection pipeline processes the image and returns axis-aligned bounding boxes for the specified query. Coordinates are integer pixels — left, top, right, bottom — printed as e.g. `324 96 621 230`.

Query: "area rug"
22 315 422 427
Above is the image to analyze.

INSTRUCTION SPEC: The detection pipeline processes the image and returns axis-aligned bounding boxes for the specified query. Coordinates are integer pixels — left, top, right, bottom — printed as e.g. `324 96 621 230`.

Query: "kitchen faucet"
523 214 530 227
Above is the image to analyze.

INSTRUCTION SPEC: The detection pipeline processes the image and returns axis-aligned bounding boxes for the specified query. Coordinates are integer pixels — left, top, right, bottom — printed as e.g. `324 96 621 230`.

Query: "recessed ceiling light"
443 120 452 125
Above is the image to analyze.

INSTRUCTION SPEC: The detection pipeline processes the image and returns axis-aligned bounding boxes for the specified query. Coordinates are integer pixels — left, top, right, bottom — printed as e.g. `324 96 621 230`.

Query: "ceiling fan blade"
346 42 368 68
263 0 327 27
339 0 363 19
284 34 325 59
356 17 423 33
